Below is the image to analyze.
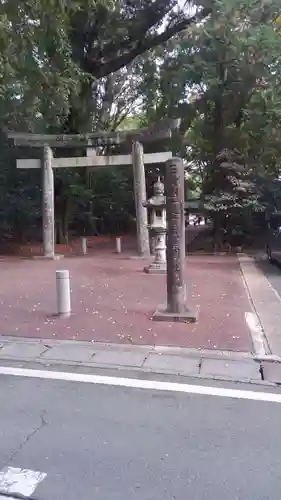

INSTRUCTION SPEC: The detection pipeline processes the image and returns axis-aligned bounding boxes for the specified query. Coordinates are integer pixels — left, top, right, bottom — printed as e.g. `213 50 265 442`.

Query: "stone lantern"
143 177 167 274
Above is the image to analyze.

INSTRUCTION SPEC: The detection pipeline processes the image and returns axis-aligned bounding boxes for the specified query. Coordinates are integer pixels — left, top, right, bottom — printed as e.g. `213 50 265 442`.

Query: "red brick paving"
0 248 253 351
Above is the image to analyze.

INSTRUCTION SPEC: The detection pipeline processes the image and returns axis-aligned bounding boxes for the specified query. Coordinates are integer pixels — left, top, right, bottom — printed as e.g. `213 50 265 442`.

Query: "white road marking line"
0 365 280 403
0 467 46 497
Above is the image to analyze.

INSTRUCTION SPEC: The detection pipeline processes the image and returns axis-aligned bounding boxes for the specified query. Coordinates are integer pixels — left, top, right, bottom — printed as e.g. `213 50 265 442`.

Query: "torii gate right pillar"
132 141 150 258
42 145 55 258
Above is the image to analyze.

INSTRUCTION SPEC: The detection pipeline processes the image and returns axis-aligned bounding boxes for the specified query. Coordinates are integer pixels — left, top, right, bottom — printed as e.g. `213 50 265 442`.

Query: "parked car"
266 211 281 264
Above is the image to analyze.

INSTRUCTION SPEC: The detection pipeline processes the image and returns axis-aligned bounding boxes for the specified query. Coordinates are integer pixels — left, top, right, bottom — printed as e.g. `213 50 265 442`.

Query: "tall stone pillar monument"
153 157 197 322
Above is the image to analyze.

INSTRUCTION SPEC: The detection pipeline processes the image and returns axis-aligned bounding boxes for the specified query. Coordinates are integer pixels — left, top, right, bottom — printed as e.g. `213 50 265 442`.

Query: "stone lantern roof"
143 177 166 208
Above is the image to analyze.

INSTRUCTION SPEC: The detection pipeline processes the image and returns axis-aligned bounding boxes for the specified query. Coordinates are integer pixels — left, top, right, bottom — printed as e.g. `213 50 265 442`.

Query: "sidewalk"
0 336 262 383
239 253 281 384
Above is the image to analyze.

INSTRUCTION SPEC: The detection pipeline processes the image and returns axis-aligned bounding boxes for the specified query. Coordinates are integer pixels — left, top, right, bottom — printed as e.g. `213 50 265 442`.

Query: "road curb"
0 356 274 387
0 336 263 385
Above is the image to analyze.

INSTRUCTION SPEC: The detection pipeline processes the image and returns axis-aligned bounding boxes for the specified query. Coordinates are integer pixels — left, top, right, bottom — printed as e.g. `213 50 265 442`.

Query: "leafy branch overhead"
0 0 211 129
79 1 212 77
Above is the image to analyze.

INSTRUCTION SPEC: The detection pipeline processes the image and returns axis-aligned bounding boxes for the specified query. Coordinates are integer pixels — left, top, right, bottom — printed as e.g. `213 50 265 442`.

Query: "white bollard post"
56 270 71 317
81 236 87 255
116 236 122 254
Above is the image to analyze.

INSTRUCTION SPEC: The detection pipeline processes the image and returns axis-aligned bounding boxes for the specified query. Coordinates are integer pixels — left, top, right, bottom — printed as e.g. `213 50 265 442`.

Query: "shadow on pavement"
254 257 281 277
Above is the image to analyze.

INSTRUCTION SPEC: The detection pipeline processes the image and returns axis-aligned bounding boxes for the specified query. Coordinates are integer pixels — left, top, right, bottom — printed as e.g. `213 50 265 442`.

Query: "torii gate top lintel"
6 118 181 148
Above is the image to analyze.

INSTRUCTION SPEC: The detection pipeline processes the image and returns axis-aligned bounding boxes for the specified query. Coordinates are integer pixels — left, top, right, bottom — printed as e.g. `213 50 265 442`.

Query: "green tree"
135 0 281 247
0 0 211 132
3 0 281 248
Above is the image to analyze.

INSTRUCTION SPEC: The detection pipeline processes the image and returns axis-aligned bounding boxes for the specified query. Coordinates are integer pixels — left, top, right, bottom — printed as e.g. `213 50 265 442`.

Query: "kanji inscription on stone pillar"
153 157 197 323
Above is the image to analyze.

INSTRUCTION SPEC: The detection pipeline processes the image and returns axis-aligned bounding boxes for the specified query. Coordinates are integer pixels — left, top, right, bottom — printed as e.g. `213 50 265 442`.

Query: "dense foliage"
1 0 281 248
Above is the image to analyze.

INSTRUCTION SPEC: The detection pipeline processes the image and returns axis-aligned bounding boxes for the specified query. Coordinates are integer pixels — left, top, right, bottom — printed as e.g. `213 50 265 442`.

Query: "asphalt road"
1 369 281 500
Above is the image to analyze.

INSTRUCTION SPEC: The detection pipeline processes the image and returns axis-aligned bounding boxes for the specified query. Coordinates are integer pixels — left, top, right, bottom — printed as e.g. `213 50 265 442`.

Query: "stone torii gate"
7 119 179 259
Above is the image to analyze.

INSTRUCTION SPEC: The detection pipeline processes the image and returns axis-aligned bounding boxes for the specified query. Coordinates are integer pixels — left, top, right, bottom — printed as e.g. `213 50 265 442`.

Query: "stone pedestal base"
144 262 166 274
33 254 64 261
153 304 198 323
